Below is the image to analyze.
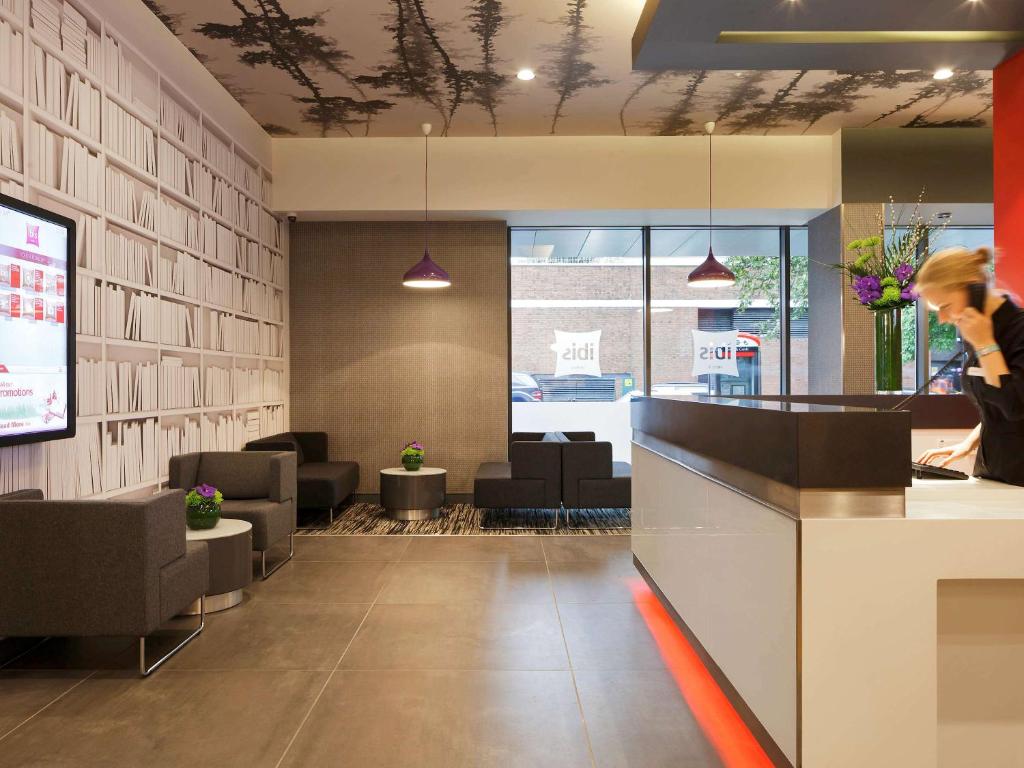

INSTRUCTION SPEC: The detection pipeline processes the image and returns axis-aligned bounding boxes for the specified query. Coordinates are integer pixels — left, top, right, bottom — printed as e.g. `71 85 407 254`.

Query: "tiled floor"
0 536 724 768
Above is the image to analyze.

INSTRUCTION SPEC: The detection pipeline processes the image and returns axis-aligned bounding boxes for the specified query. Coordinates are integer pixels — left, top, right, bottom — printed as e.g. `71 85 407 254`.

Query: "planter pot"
874 308 903 393
402 455 424 472
187 500 221 530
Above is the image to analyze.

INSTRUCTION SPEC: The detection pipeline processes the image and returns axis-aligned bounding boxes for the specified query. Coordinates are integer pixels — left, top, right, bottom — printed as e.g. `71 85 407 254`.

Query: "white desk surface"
907 477 1024 520
380 467 446 476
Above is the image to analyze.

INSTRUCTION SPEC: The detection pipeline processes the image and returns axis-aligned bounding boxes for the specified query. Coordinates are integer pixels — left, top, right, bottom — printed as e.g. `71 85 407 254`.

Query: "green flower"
880 276 898 288
853 253 872 269
880 285 901 304
846 239 863 251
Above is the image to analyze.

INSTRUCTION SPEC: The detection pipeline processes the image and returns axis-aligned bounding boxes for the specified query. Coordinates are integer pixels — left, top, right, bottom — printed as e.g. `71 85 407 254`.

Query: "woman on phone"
916 246 1024 486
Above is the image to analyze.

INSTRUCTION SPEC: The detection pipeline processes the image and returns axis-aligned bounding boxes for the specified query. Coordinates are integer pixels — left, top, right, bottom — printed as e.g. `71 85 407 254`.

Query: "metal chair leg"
478 507 560 531
139 595 205 676
260 532 294 579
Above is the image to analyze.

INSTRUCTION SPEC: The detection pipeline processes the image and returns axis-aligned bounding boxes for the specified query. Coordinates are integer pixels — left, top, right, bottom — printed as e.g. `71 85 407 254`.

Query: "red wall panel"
994 49 1024 296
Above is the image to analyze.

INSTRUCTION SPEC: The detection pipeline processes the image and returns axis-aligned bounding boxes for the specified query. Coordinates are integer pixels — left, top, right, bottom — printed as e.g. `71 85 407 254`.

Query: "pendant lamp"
687 121 735 288
403 123 451 288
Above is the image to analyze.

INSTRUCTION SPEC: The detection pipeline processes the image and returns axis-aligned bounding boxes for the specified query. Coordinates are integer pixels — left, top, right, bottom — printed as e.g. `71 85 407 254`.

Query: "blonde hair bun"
916 246 991 293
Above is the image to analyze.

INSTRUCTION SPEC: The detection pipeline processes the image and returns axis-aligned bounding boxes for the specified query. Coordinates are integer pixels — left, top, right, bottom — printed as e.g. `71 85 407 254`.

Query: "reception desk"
631 395 1024 768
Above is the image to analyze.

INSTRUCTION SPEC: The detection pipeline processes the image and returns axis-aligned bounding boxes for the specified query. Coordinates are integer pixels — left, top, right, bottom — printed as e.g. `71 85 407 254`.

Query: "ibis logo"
25 225 39 246
691 330 740 377
550 330 602 378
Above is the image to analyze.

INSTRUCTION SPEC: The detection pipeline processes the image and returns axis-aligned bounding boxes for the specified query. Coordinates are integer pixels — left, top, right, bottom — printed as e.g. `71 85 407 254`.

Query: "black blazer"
964 298 1024 486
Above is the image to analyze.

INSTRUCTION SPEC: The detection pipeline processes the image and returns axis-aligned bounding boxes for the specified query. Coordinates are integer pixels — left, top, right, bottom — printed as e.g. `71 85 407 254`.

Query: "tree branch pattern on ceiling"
146 0 996 138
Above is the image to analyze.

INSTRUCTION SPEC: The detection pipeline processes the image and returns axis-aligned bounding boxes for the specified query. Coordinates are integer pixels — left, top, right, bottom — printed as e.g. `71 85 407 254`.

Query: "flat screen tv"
0 193 76 448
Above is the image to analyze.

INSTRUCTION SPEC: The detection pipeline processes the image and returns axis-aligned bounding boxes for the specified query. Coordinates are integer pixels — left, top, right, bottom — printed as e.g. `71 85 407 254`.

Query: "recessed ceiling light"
734 71 744 76
933 67 954 80
517 68 535 81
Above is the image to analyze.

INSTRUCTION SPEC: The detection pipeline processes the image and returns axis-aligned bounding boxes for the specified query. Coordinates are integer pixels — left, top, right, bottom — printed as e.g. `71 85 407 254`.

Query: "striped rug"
296 503 630 536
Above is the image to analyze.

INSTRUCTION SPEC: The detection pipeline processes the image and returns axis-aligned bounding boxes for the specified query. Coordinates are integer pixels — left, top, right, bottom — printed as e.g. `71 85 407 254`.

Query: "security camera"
287 212 298 223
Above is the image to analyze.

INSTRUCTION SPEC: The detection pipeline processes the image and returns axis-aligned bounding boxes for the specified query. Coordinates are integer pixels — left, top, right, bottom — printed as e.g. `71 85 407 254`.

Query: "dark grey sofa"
169 451 296 578
0 488 208 675
473 432 587 512
562 440 632 509
245 432 359 527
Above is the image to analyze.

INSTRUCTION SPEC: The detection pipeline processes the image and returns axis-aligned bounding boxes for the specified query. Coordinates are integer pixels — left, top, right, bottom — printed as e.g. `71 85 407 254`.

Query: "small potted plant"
185 483 223 530
401 441 425 472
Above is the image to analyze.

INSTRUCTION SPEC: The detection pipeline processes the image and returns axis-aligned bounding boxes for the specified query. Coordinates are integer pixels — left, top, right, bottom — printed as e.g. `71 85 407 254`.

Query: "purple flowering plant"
186 484 223 508
401 441 425 458
835 193 949 312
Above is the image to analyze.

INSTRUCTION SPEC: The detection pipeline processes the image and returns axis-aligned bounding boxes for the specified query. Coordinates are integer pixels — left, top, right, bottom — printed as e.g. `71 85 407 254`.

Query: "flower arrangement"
401 441 424 471
185 483 223 530
835 194 949 312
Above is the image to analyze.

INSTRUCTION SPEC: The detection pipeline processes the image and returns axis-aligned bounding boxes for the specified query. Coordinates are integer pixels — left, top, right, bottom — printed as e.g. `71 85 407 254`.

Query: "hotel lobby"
1 0 1023 766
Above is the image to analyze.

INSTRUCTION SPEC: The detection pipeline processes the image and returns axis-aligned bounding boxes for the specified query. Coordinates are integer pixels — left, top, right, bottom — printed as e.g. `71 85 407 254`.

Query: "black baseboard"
632 555 796 768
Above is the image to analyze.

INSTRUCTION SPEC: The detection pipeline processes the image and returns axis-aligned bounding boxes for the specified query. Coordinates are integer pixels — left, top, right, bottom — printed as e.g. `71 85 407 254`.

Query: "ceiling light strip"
718 30 1024 44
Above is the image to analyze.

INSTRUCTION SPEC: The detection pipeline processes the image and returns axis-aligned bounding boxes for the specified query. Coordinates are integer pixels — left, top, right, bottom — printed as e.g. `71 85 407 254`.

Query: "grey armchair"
0 488 208 676
245 431 359 528
561 440 632 509
169 451 297 579
474 432 570 529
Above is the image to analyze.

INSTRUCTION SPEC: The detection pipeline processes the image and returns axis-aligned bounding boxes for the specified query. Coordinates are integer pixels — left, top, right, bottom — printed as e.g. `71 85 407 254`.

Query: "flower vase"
874 308 903 393
402 455 423 472
186 499 221 530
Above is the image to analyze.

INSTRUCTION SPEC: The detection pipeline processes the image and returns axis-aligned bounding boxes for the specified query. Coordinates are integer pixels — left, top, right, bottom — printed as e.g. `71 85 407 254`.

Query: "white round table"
183 518 253 614
379 467 447 521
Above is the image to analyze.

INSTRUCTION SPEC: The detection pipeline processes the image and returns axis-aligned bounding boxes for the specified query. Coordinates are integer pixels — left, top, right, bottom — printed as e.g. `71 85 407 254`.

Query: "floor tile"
341 603 569 670
377 561 553 605
402 536 545 563
548 558 643 604
293 535 411 562
245 561 392 604
0 670 328 768
280 670 592 768
542 535 633 564
559 603 669 671
163 601 370 671
575 670 724 768
0 671 90 738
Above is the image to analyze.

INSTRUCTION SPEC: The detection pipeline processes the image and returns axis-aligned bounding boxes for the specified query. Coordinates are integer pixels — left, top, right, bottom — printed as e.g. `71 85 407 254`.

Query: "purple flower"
852 275 882 305
195 483 217 499
900 285 917 301
410 441 423 450
894 263 913 284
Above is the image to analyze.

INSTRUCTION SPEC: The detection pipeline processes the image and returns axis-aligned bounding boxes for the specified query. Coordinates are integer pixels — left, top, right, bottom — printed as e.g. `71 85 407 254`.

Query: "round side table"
380 467 447 521
182 518 253 614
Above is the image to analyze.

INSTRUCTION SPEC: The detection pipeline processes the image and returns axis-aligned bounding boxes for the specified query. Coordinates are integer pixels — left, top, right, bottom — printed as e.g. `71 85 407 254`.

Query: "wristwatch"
976 343 1001 358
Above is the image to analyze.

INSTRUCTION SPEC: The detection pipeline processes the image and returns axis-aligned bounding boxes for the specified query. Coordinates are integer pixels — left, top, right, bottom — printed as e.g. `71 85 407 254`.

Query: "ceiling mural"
142 0 994 138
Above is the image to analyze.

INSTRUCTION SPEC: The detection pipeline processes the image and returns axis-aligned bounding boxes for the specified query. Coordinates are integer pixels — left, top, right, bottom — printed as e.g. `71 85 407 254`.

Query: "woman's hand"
957 307 996 349
917 440 976 468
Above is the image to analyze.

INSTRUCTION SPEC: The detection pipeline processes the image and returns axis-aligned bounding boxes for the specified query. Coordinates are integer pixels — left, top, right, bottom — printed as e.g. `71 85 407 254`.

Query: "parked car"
511 372 543 402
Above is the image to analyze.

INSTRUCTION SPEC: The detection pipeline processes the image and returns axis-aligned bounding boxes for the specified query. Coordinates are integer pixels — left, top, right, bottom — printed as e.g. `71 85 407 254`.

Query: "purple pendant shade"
688 121 735 289
402 247 451 288
687 246 735 288
404 123 451 288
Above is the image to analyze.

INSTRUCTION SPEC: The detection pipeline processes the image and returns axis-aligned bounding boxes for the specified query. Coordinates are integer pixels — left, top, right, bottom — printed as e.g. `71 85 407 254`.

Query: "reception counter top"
631 395 1024 768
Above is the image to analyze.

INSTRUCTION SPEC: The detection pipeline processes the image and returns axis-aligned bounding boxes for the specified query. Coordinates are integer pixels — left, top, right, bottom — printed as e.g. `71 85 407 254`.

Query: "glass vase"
874 308 903 393
186 500 221 530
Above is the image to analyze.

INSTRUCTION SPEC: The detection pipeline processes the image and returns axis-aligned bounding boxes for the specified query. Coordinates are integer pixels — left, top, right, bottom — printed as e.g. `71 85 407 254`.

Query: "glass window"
790 227 809 395
509 228 644 462
650 227 783 397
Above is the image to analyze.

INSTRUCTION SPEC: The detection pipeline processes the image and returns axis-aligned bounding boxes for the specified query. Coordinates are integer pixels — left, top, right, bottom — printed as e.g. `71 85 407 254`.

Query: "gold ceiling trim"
718 30 1024 44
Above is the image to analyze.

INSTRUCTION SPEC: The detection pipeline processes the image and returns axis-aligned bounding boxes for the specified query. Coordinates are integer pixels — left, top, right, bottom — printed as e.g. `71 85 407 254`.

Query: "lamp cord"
424 131 429 253
708 129 713 251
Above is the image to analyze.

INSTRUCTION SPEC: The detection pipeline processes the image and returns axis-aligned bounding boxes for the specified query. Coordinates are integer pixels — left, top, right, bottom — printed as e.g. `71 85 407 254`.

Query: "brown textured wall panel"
841 203 885 394
289 221 508 493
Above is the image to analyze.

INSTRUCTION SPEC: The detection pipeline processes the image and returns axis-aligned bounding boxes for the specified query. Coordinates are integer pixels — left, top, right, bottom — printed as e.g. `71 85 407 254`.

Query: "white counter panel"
631 443 799 764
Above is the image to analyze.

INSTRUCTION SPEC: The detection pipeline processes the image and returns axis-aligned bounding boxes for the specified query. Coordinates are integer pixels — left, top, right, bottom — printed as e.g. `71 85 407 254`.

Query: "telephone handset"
968 282 987 313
